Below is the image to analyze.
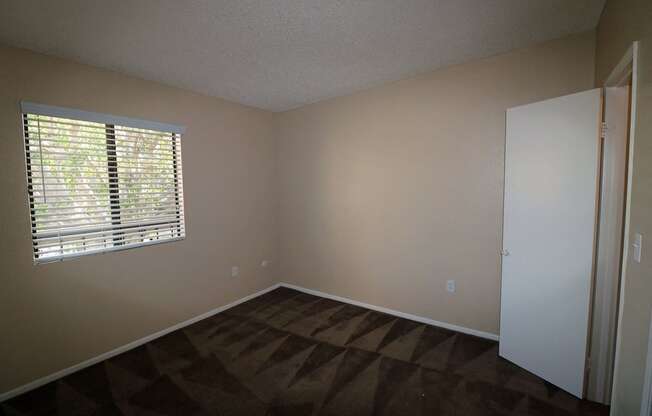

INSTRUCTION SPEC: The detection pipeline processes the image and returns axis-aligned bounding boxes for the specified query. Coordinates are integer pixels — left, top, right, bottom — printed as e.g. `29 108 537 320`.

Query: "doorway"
499 42 638 404
587 79 632 404
587 41 638 405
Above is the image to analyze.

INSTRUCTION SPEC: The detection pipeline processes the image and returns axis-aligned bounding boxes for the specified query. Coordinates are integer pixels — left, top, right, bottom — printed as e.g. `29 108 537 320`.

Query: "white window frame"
21 102 187 264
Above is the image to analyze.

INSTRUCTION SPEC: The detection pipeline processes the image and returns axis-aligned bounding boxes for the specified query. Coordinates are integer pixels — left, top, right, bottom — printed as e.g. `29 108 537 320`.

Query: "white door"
500 89 602 398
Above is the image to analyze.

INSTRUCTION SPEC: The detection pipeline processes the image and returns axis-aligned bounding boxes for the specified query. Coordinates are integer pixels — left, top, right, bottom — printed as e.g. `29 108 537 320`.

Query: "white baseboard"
279 282 500 341
2 280 500 403
0 283 281 403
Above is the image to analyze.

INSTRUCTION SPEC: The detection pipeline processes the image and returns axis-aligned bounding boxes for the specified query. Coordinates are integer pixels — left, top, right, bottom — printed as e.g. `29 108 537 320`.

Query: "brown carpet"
1 287 609 415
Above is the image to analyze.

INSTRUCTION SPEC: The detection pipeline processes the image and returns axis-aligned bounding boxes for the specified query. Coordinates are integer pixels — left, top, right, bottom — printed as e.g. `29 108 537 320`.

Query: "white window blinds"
21 102 186 264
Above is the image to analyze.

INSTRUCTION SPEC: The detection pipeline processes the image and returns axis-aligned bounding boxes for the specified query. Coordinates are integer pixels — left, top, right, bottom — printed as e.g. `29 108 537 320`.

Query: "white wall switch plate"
633 233 643 263
446 280 456 293
261 260 269 268
231 266 239 277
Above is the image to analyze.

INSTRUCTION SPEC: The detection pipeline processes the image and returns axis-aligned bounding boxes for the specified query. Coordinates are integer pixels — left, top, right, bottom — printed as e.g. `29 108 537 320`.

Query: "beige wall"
596 0 652 414
0 45 277 393
275 31 596 336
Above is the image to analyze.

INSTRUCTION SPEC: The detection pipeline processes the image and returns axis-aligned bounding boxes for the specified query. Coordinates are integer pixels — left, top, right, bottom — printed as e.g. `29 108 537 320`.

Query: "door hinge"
600 122 608 140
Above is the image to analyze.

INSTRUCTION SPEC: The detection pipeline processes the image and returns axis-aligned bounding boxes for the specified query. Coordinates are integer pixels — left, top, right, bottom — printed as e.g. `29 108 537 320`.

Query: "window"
21 102 186 264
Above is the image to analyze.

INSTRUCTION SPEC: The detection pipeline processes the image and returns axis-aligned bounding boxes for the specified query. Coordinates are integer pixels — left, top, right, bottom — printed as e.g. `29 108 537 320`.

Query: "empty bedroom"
0 0 651 415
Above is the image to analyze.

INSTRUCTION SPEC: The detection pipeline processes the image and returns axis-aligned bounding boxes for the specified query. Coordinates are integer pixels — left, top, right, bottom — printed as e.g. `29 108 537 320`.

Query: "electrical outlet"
231 266 239 278
446 280 456 293
261 260 269 268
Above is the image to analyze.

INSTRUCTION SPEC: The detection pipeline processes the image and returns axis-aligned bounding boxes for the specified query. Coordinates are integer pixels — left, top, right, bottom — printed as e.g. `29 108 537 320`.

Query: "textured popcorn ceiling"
0 0 605 111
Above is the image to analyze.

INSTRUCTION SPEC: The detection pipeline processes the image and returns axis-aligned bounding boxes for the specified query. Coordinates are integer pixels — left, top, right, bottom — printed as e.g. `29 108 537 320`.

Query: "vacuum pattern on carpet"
1 287 609 415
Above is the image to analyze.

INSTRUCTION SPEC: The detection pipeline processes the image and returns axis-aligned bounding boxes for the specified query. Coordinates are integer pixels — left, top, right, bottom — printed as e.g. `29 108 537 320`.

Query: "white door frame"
589 85 628 404
641 312 652 416
603 41 640 414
